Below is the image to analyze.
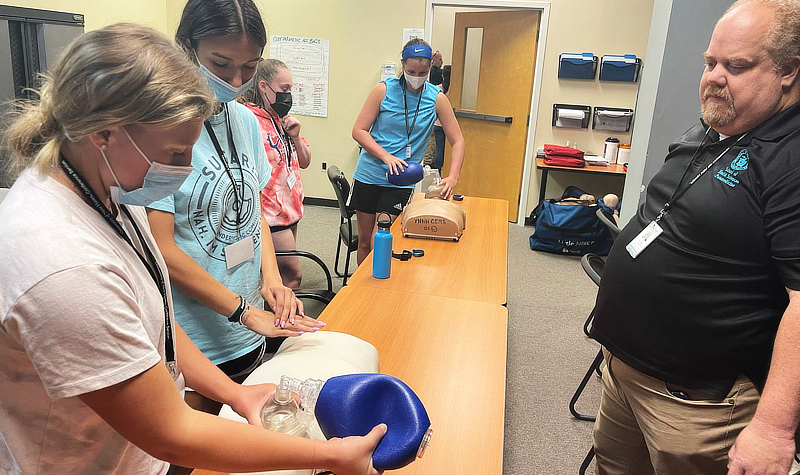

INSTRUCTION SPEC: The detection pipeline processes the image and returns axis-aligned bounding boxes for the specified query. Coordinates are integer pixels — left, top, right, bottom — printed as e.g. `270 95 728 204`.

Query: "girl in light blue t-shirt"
351 39 466 265
146 0 322 416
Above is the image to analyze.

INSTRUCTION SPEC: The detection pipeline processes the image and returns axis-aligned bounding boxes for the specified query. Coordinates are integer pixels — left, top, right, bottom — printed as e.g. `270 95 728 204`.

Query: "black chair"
579 446 596 475
575 212 621 474
265 250 335 354
596 208 621 239
569 253 605 422
327 166 358 285
275 250 336 305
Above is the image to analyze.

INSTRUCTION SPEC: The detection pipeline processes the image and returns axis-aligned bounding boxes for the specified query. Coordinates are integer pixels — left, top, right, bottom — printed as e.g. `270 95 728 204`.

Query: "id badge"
224 235 254 269
626 221 663 259
405 144 412 159
287 171 298 190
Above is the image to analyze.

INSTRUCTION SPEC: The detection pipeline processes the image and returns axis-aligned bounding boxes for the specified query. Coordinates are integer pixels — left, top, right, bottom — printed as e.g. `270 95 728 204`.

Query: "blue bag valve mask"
387 161 424 186
281 373 433 471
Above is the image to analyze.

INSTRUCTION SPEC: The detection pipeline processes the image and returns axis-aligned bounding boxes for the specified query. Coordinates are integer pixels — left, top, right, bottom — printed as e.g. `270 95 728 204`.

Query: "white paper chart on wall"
269 35 330 118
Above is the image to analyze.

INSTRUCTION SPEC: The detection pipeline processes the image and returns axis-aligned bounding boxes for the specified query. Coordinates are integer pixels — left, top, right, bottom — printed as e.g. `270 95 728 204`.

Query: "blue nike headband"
402 44 433 61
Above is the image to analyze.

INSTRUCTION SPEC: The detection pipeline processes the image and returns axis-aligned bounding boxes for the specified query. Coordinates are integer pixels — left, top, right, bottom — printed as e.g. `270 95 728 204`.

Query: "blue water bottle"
372 213 392 279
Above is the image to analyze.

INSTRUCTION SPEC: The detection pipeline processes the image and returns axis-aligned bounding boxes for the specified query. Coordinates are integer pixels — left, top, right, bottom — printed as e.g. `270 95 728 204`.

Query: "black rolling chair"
327 165 358 286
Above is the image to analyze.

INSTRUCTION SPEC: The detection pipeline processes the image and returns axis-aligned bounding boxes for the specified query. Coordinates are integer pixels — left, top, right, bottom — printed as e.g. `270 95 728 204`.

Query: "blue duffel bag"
529 186 614 256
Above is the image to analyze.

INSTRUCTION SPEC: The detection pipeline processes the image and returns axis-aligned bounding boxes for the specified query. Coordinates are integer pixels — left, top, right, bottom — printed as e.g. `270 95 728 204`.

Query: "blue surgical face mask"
196 53 255 103
101 128 194 206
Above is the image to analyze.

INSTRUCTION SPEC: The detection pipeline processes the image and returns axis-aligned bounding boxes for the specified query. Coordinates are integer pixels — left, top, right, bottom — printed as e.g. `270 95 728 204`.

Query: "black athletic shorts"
351 180 413 216
269 220 299 233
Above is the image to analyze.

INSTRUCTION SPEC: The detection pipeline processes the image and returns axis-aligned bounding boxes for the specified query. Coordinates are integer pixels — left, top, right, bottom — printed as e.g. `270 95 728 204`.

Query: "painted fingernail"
318 321 327 326
297 331 304 335
281 321 286 329
275 318 279 326
290 318 295 325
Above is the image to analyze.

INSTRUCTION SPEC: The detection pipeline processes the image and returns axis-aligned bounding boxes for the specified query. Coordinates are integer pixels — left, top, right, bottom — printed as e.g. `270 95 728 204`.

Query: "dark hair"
442 65 451 94
175 0 267 55
244 58 288 109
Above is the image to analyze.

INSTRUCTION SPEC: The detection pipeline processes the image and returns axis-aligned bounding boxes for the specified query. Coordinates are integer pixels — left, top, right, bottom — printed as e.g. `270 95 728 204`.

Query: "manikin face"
699 4 796 135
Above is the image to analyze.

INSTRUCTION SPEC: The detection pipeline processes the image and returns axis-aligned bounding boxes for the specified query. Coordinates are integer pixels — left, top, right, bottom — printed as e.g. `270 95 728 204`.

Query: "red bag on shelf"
543 144 585 167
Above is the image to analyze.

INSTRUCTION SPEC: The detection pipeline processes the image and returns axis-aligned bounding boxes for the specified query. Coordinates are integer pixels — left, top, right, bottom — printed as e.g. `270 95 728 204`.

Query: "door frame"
425 0 550 226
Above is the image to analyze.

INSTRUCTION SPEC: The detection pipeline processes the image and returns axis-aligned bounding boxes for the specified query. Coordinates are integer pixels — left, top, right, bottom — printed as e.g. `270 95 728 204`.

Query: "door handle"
453 110 513 124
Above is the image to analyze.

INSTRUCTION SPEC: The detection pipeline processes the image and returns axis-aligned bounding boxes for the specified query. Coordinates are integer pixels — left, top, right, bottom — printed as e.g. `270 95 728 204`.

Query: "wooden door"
447 10 539 222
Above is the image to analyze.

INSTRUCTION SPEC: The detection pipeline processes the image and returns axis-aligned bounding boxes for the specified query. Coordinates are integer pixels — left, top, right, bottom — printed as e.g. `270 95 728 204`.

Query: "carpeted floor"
295 205 600 474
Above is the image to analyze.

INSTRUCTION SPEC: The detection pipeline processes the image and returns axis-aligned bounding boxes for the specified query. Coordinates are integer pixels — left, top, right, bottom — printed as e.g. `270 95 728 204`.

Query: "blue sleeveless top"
354 76 440 188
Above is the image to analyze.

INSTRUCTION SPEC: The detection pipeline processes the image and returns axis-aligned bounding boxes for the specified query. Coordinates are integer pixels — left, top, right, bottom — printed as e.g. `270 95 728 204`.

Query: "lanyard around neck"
58 155 177 374
654 129 749 223
205 104 244 229
403 80 423 144
268 114 294 168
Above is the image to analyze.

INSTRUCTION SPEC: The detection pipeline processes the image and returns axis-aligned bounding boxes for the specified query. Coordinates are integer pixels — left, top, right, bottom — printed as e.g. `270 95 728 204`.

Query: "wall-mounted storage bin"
593 107 634 132
558 52 598 80
552 104 591 128
599 54 641 82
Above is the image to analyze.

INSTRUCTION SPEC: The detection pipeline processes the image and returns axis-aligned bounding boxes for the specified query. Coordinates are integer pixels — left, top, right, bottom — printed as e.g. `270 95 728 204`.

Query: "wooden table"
536 157 627 203
320 287 508 474
194 286 508 475
346 195 509 305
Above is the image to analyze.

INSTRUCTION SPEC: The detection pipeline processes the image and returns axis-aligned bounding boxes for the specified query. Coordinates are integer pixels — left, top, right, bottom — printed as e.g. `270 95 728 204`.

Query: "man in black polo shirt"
591 0 800 474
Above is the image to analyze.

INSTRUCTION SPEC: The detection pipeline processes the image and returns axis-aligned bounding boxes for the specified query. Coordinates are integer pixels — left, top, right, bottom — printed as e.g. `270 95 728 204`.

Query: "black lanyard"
654 129 749 223
58 155 177 376
205 104 245 229
402 80 423 147
268 114 294 168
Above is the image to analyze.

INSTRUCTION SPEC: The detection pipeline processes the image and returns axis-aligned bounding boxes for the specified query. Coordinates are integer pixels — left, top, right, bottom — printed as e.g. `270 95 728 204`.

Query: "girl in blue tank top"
351 39 466 264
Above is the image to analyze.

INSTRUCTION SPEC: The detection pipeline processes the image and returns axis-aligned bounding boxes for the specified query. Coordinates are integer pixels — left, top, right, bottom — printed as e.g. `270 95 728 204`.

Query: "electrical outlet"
322 162 327 170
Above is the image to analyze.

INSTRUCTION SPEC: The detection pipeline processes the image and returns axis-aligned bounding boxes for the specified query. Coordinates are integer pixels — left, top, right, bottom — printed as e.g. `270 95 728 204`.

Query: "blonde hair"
725 0 800 69
4 23 215 178
244 58 288 109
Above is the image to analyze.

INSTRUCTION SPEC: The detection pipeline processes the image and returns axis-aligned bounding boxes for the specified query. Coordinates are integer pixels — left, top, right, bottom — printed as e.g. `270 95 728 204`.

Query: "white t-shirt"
0 169 183 475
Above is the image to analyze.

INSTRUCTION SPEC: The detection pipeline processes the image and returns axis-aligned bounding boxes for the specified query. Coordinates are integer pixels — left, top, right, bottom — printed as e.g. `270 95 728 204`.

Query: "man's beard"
701 85 736 128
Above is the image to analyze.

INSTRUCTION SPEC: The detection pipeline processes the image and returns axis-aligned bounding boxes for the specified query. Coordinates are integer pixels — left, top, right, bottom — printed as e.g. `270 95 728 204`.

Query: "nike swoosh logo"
414 48 423 52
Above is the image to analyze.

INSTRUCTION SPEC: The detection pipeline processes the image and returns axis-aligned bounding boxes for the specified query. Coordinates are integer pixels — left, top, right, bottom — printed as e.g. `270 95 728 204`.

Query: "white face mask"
101 128 194 206
404 72 427 90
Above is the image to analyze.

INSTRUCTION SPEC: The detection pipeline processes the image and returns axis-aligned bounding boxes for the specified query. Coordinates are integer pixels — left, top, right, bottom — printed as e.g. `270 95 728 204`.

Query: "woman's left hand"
262 283 305 328
228 382 277 427
439 175 459 200
282 114 302 138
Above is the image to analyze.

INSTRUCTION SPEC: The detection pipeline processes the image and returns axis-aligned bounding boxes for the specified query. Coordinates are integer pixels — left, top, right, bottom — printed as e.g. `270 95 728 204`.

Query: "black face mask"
266 83 292 118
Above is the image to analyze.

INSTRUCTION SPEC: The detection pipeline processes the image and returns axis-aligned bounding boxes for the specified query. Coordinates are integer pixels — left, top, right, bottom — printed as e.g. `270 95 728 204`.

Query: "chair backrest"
327 165 353 220
595 208 621 240
580 253 604 287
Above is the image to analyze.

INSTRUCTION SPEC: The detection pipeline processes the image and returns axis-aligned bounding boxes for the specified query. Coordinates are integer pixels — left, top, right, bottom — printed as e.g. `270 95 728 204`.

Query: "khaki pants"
594 347 760 475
